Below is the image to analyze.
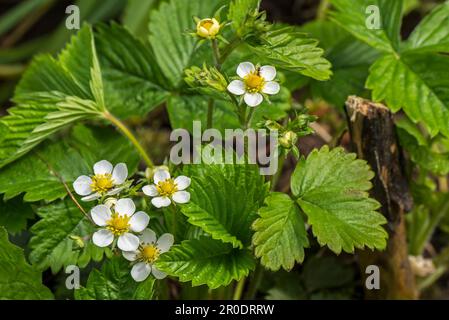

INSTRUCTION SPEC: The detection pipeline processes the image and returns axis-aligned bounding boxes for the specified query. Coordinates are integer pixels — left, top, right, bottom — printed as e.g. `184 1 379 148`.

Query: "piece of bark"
345 96 417 299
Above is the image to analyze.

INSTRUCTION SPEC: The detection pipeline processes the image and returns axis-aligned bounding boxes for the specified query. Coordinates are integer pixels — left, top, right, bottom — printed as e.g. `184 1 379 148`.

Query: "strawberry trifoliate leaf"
291 146 388 254
252 192 309 271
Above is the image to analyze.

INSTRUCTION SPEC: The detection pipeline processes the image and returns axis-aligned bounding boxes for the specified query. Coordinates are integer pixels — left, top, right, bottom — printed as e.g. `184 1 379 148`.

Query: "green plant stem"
211 38 221 69
245 107 255 129
219 37 242 64
416 197 449 255
233 278 246 300
206 98 214 129
205 38 222 130
103 111 154 168
317 0 330 20
244 263 264 299
270 154 285 191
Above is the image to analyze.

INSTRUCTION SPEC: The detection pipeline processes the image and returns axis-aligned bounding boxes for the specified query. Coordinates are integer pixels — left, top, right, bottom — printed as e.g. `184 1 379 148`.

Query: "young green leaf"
155 237 255 289
75 256 155 300
181 162 268 248
252 192 309 271
291 146 387 254
228 0 261 36
0 227 53 299
330 0 403 53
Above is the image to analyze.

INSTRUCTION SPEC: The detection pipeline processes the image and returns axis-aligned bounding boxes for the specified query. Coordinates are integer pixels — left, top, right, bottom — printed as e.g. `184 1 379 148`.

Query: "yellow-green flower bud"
196 18 220 38
279 131 298 149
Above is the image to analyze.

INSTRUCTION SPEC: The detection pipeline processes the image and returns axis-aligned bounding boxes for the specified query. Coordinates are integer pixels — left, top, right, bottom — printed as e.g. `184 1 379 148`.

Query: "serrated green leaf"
181 162 268 248
0 197 34 235
156 237 255 289
29 199 111 273
404 2 449 54
302 20 379 106
75 256 155 300
252 192 309 271
330 0 403 53
95 23 170 118
291 146 387 254
148 0 223 87
0 227 53 299
0 125 139 202
367 53 449 137
248 27 332 81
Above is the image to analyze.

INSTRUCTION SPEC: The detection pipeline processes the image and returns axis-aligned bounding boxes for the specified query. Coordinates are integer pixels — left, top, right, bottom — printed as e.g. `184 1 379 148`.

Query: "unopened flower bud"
196 18 220 38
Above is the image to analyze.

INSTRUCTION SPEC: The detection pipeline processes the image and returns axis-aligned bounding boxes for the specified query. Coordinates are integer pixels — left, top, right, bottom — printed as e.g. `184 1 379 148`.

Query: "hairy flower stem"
233 278 246 300
103 111 154 168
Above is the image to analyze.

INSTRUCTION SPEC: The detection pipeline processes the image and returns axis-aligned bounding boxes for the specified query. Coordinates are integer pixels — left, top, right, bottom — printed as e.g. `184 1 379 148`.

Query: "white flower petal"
172 191 190 204
115 198 136 216
129 211 150 232
244 92 263 107
142 185 159 197
174 176 191 190
91 205 112 226
117 233 139 251
92 229 114 247
73 175 92 196
151 196 171 208
153 169 170 184
157 233 174 253
81 193 101 202
259 65 277 81
140 229 157 244
93 160 113 175
237 62 255 78
122 250 138 262
106 186 124 196
112 163 128 185
151 266 167 280
131 262 151 282
227 80 245 95
262 81 280 95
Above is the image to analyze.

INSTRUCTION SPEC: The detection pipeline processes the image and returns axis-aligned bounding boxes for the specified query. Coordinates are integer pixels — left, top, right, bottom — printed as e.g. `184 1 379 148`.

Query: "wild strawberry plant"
0 0 447 300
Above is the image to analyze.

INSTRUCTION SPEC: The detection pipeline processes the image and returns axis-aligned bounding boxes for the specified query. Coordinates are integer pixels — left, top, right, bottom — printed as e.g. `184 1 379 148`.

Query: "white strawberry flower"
73 160 128 202
123 229 174 282
227 62 280 107
90 198 149 252
142 169 191 208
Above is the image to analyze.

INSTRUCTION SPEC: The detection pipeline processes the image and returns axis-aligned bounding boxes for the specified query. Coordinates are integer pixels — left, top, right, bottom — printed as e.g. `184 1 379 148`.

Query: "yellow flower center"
244 72 265 93
90 174 114 193
139 244 161 264
156 179 178 197
106 213 130 236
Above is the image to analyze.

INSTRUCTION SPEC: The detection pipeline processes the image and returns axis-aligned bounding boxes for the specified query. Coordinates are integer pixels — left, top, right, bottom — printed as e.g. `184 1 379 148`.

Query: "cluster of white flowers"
73 161 190 282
